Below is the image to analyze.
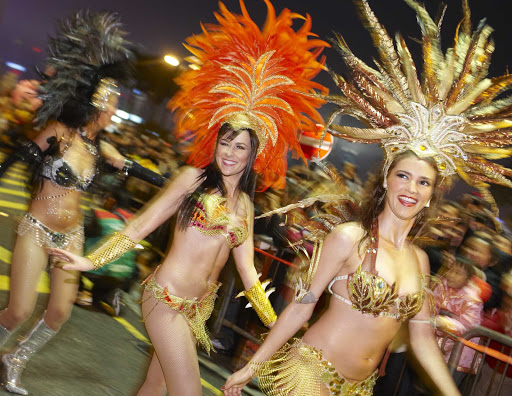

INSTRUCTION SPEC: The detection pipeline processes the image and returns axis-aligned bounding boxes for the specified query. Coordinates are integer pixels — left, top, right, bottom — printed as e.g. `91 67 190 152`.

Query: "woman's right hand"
50 248 95 271
222 365 253 396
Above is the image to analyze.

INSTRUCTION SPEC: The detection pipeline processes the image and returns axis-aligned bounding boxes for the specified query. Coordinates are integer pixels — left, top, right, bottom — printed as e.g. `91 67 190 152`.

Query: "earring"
377 190 387 206
425 198 431 208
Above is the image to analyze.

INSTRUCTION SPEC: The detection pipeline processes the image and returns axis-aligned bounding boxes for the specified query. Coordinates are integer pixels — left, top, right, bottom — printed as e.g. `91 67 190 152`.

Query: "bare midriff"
28 181 83 232
302 297 401 381
151 226 232 300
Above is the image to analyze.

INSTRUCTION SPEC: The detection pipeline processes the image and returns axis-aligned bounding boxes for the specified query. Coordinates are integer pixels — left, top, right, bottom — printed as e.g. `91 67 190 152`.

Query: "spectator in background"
423 201 467 276
474 286 512 396
433 256 483 386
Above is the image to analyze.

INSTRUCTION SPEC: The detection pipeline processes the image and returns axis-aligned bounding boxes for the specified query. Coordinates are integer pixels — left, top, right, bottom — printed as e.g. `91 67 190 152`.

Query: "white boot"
2 317 57 395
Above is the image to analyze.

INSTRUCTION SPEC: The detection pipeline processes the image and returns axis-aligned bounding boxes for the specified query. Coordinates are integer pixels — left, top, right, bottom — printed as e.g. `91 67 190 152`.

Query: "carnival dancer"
223 0 512 395
0 11 164 395
50 1 328 395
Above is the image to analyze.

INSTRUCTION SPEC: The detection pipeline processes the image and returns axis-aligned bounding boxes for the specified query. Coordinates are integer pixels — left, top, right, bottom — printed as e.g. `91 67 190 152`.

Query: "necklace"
33 188 72 200
78 128 99 155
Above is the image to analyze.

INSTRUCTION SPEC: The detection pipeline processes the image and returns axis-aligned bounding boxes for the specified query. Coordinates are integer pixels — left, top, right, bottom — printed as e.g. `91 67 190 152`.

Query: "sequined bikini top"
188 192 250 249
328 222 426 321
41 133 98 191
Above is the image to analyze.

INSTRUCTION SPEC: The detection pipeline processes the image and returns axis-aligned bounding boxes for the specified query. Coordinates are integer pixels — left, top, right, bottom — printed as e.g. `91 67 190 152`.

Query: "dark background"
1 0 510 212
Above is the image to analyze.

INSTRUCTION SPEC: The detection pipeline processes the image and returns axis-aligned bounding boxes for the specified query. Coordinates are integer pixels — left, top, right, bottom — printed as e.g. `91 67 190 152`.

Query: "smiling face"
215 129 252 180
384 155 437 221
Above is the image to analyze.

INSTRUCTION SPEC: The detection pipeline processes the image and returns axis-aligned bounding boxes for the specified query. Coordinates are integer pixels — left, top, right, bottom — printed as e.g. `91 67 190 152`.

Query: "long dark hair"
358 150 444 249
177 123 259 229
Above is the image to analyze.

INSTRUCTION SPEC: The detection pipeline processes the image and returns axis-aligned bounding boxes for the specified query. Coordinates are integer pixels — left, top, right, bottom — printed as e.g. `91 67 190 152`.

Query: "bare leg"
44 245 83 330
0 233 49 331
140 291 202 396
137 353 166 396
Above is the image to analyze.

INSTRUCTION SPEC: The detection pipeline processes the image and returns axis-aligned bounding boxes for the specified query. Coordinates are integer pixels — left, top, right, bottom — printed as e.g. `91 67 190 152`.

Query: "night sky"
0 0 509 79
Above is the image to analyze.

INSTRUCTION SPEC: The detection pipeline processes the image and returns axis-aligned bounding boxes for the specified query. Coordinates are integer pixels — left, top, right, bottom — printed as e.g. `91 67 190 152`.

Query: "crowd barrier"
447 326 512 395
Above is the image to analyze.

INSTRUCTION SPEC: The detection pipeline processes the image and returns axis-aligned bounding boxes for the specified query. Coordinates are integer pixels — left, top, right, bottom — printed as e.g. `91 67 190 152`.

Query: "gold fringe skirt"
142 272 220 355
255 338 378 396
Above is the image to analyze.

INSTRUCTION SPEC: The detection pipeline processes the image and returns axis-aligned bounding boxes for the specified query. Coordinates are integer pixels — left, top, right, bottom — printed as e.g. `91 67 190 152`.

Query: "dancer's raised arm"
52 167 201 270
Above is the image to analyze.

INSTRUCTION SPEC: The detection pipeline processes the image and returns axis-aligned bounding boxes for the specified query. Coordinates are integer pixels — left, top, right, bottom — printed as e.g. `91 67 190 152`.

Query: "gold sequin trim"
254 338 378 395
141 273 220 355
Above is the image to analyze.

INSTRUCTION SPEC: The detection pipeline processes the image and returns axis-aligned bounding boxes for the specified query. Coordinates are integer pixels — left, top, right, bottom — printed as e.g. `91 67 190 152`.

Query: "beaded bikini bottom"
18 213 84 251
141 271 221 355
254 338 378 395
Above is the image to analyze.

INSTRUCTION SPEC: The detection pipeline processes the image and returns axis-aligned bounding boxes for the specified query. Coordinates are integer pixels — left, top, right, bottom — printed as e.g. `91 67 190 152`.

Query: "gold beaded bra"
328 223 425 321
189 193 249 249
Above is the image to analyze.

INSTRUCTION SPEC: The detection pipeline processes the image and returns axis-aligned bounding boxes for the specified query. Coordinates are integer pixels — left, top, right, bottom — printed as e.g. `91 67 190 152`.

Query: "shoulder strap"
361 219 379 274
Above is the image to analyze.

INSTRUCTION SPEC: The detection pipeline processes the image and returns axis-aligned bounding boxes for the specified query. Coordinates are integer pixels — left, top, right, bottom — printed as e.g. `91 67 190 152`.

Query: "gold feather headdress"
324 0 512 213
170 0 328 190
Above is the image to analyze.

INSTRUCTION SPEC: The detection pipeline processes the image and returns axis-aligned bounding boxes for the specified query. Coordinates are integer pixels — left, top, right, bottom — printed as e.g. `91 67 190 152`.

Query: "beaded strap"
86 232 136 270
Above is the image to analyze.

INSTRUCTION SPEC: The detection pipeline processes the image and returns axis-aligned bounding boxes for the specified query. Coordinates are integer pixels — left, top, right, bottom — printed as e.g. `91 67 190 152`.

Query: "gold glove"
237 279 277 326
87 232 136 270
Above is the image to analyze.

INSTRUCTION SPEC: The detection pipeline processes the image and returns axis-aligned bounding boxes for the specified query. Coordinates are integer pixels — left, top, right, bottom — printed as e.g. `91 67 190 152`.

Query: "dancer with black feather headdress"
0 11 163 395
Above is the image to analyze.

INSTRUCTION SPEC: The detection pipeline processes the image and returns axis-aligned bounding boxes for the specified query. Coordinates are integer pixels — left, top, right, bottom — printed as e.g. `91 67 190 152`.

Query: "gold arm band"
86 232 136 270
237 280 277 327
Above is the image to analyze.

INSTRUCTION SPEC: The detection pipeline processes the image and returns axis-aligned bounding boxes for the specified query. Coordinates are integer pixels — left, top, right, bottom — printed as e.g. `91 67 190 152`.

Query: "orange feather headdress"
170 0 328 190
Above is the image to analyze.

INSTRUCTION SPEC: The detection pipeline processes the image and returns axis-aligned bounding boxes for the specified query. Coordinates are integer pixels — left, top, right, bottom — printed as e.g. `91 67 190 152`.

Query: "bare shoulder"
328 221 363 253
50 122 69 139
176 166 202 181
99 140 121 156
412 244 430 275
33 121 67 146
169 166 202 192
332 221 364 243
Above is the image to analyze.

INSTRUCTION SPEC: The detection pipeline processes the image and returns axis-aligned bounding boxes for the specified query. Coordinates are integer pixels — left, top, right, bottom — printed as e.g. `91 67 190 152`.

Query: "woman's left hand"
222 365 253 396
50 248 95 271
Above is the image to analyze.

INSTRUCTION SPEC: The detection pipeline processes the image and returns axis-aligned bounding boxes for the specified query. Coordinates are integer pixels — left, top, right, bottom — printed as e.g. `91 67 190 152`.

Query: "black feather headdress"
35 10 133 129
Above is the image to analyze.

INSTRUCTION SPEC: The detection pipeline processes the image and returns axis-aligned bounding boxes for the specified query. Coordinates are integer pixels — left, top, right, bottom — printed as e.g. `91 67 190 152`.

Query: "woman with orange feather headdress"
51 1 328 395
171 0 328 190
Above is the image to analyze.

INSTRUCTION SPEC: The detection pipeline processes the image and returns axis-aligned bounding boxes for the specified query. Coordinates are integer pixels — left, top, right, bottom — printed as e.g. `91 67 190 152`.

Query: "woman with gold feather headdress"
224 0 512 395
51 1 328 394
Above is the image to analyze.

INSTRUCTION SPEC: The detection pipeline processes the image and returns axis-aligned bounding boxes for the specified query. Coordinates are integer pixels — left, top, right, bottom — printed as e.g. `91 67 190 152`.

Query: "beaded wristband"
87 232 136 270
238 280 277 327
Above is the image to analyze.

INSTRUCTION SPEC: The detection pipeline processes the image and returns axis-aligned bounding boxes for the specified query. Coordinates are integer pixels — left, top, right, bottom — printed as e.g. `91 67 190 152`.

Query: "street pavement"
0 152 263 396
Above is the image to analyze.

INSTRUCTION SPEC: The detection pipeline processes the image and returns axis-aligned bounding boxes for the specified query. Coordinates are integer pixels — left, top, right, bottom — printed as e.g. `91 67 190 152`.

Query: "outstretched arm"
409 249 461 396
52 166 201 270
223 223 358 395
99 140 166 187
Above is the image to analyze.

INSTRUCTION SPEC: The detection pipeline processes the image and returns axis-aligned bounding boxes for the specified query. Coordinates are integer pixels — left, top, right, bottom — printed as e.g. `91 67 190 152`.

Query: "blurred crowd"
1 67 512 393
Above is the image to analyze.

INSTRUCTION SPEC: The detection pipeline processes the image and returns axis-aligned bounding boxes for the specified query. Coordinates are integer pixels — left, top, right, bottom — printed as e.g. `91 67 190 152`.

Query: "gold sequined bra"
328 223 425 321
189 193 249 249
